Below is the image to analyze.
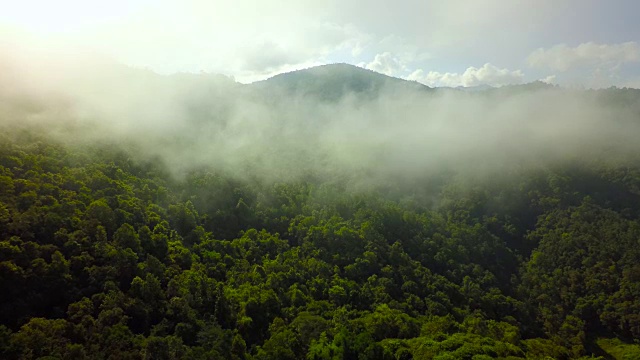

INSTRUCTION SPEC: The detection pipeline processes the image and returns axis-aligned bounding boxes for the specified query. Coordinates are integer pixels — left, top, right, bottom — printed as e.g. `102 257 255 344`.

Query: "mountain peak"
251 63 430 101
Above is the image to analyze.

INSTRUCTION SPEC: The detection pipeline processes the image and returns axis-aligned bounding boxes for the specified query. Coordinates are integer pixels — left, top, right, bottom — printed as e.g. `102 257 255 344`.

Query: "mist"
2 46 640 187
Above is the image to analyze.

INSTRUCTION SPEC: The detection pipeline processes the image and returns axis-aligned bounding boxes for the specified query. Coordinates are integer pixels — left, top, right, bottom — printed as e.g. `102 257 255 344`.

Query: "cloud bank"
3 1 640 88
2 47 640 186
528 42 640 72
362 52 407 76
407 63 524 87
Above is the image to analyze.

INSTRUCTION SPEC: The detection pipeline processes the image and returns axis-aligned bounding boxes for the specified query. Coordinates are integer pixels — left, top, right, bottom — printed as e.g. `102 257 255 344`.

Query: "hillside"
1 62 640 359
250 63 431 101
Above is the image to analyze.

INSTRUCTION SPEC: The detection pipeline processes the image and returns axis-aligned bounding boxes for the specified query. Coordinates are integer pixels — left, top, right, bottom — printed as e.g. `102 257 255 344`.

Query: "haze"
2 46 640 187
2 0 640 87
4 4 640 358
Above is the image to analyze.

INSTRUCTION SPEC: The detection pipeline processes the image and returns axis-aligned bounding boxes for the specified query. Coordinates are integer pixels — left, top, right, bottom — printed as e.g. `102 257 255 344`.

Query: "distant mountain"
249 63 431 101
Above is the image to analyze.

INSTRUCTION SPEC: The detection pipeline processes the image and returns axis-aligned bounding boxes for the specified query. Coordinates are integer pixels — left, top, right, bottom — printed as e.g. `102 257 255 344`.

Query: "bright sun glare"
0 0 145 35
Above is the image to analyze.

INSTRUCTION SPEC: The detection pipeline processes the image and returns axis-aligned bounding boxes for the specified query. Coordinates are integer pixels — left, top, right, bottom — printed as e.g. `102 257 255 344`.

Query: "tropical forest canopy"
1 56 640 359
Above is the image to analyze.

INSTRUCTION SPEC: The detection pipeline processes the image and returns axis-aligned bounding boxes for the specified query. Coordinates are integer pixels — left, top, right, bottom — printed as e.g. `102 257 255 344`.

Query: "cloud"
407 63 524 87
357 36 432 75
330 0 561 52
0 1 374 83
539 75 557 84
3 1 639 88
620 77 640 89
5 48 640 186
362 52 406 76
239 41 299 72
528 42 640 72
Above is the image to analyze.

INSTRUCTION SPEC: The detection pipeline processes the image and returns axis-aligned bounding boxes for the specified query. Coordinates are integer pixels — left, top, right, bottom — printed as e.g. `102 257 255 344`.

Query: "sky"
2 0 640 88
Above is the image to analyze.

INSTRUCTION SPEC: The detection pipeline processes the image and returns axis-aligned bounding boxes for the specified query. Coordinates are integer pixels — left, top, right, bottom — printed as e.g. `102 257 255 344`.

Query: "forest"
1 61 640 359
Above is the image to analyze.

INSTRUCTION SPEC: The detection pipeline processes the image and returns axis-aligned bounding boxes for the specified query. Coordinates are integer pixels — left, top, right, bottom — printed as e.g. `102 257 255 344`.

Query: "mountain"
249 63 431 101
4 56 640 359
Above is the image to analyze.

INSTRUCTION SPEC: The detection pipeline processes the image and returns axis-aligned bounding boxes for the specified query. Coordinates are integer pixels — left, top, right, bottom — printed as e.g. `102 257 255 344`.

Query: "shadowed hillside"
250 63 431 101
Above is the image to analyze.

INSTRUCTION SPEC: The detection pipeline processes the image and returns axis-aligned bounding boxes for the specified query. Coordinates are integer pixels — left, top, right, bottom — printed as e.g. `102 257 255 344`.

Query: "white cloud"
359 46 431 77
331 0 561 53
407 63 524 87
539 75 557 84
3 1 638 88
528 42 640 72
0 1 374 83
363 52 406 76
376 35 432 63
239 41 298 72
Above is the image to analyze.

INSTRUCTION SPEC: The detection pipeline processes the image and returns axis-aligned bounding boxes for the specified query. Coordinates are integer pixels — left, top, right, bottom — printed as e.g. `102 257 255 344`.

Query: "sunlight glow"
0 0 150 34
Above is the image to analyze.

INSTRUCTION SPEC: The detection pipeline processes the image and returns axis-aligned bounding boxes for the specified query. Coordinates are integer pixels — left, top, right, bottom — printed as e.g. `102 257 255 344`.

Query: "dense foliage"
1 129 639 360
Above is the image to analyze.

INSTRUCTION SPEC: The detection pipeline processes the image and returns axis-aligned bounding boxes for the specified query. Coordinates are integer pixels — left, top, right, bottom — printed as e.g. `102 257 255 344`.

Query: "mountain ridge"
248 63 432 101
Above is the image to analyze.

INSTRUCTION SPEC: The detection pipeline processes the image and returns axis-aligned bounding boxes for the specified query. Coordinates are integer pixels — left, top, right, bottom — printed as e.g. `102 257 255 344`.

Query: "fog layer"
2 48 640 184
